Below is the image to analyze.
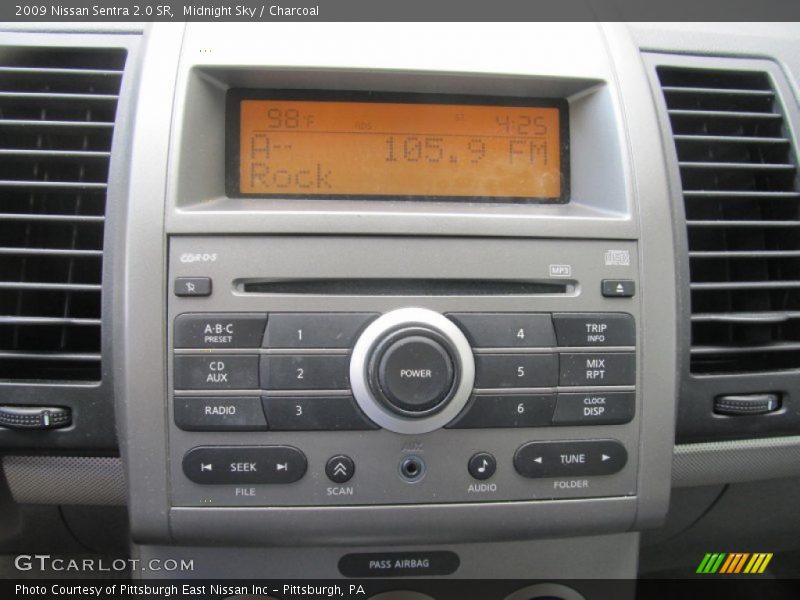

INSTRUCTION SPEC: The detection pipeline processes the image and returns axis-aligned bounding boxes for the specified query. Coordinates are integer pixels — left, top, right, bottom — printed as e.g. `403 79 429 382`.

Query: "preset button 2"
261 355 350 390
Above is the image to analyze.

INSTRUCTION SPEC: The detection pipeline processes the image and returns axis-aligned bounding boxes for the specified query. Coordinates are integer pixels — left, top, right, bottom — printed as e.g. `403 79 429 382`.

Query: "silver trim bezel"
350 308 475 434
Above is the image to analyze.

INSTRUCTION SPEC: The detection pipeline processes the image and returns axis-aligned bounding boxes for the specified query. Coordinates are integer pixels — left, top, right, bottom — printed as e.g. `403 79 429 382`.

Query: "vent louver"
0 47 125 382
658 67 800 375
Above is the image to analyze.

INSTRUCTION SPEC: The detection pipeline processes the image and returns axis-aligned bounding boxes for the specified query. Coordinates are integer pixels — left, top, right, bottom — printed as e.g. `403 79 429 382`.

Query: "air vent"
658 67 800 375
0 47 126 382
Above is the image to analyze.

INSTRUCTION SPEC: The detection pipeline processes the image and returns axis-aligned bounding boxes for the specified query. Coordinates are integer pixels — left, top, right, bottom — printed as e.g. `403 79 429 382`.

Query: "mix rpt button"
559 352 635 386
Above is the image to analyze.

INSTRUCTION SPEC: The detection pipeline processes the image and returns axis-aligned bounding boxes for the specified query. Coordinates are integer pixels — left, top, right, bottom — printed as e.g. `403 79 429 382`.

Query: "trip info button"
513 440 627 479
182 446 307 484
338 551 460 578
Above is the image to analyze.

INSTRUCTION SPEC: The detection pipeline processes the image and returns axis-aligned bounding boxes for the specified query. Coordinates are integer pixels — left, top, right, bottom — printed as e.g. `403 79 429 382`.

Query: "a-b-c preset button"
377 335 454 413
174 313 267 348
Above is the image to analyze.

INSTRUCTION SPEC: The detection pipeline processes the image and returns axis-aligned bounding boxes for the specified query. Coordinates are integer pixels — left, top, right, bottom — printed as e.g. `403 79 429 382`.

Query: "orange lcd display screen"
230 93 568 202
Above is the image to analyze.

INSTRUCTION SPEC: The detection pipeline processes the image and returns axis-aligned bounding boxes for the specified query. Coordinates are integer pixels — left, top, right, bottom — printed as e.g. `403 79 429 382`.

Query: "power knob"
350 308 475 434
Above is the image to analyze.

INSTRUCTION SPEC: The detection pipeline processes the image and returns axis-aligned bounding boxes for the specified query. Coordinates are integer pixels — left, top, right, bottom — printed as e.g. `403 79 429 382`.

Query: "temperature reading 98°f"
237 98 564 200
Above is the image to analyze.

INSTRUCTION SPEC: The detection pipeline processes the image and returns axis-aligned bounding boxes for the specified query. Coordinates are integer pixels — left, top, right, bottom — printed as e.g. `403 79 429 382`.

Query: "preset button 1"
263 313 377 349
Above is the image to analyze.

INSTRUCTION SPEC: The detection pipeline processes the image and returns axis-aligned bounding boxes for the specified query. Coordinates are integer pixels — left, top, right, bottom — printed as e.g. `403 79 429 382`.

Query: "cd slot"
238 278 573 296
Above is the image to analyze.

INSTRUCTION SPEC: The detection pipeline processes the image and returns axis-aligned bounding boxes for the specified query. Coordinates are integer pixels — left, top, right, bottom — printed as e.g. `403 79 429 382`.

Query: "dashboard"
0 20 799 595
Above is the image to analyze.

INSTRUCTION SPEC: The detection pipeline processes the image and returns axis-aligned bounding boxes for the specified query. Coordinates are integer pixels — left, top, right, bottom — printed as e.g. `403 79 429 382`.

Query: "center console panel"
118 23 677 555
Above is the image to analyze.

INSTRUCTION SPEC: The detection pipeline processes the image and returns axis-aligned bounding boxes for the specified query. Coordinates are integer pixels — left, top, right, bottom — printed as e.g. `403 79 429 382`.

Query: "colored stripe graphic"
700 553 774 574
758 553 773 573
699 553 727 574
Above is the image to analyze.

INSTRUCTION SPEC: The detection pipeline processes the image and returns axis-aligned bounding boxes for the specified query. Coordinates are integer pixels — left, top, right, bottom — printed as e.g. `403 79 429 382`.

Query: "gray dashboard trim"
673 436 800 488
170 498 636 547
2 456 125 506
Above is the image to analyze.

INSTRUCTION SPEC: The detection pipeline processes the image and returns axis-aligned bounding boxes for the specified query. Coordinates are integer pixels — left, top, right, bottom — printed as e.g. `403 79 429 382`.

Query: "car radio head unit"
226 91 569 202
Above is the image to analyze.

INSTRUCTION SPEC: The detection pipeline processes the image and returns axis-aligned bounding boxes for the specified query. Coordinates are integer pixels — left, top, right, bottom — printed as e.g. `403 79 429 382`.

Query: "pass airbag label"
338 551 459 578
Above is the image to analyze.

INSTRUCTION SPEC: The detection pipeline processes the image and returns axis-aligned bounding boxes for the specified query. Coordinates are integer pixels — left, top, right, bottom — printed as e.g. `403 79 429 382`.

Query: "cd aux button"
173 355 259 390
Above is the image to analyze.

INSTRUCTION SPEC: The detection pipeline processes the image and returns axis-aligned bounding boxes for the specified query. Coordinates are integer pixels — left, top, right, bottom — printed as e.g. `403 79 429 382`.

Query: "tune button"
374 332 455 414
468 452 497 480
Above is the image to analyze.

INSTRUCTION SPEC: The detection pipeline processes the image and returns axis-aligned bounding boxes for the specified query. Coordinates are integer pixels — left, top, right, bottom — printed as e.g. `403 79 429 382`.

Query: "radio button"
263 313 377 349
448 313 556 348
261 355 349 390
473 354 557 389
174 355 259 390
174 396 267 431
183 446 307 485
174 313 267 349
513 440 627 479
446 394 555 428
552 313 635 347
553 392 635 426
559 352 635 386
262 396 378 430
